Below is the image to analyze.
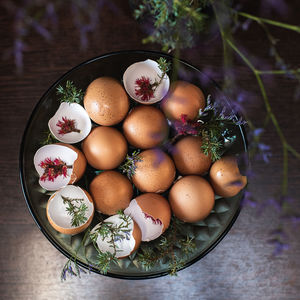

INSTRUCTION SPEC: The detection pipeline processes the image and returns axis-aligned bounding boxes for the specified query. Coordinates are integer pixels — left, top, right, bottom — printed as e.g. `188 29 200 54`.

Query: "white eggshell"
33 144 77 191
123 59 170 104
124 199 163 242
47 185 94 230
48 102 91 144
91 215 136 258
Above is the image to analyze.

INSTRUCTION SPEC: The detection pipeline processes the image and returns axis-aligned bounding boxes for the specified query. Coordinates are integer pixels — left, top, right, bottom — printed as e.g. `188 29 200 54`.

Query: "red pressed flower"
38 157 71 182
143 212 162 226
134 76 155 101
56 117 80 135
173 114 201 136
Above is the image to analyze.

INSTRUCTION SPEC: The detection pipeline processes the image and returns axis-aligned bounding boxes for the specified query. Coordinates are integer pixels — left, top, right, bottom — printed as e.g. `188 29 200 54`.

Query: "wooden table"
1 1 299 299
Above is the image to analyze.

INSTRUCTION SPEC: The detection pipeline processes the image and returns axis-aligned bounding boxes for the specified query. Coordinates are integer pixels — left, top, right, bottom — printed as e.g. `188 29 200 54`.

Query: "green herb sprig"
40 129 59 146
119 150 142 179
90 211 132 274
61 196 88 227
137 217 196 275
56 80 84 104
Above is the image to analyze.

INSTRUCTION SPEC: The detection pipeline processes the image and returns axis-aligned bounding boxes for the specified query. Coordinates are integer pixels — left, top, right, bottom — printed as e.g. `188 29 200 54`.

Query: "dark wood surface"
1 1 300 299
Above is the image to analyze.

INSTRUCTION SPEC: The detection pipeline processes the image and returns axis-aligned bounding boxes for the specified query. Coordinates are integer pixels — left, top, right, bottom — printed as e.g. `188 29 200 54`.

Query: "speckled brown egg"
132 149 175 193
122 105 169 149
81 126 127 170
160 81 205 121
89 170 133 215
169 176 215 223
58 143 87 184
84 77 129 126
172 136 211 175
209 156 247 197
124 193 171 241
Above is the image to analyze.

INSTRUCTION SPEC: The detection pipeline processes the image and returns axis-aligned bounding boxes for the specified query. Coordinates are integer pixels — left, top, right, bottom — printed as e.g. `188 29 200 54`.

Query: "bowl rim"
19 49 248 280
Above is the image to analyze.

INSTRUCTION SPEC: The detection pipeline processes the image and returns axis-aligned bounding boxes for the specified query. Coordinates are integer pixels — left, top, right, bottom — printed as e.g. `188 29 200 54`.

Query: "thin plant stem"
235 11 300 34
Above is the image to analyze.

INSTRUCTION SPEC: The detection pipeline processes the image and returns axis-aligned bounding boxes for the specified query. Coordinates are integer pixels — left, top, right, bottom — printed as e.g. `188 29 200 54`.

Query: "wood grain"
0 1 300 299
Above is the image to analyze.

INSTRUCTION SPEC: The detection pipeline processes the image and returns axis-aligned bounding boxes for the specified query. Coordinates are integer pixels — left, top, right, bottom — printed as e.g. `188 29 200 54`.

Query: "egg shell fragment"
169 176 215 223
48 102 92 144
161 81 205 121
209 156 247 197
132 149 176 193
124 193 171 242
123 59 170 104
46 185 94 235
84 77 129 126
33 144 86 191
91 215 141 258
89 171 133 215
123 105 169 149
81 126 127 170
172 136 212 175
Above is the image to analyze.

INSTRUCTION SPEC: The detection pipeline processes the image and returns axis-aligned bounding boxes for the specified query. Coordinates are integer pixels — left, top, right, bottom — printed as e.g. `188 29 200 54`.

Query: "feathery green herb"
61 196 88 227
90 211 132 274
137 217 196 275
56 80 84 104
119 150 142 178
40 129 59 145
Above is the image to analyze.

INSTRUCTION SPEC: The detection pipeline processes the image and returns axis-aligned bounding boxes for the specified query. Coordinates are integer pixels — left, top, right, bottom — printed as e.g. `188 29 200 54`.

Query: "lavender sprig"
119 150 142 178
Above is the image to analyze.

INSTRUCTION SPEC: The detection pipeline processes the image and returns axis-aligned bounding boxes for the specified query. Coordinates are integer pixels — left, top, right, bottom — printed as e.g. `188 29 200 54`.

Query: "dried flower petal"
38 157 70 182
56 117 80 135
134 76 155 101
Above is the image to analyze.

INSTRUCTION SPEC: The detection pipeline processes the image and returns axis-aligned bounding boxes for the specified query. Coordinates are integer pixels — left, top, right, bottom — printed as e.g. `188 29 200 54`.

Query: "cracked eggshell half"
123 59 170 104
48 102 92 144
46 185 94 235
91 215 141 259
33 144 86 191
209 156 247 197
124 193 171 242
132 149 176 193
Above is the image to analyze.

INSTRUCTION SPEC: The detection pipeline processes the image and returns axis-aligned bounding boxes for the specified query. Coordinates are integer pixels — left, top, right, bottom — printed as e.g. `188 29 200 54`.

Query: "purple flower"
268 239 289 256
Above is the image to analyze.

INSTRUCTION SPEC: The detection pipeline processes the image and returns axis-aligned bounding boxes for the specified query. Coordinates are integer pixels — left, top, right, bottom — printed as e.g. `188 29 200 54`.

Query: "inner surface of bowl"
20 50 247 279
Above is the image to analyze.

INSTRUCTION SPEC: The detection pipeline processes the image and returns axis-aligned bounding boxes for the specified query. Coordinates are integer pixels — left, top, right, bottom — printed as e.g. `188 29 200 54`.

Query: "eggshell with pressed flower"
33 144 86 191
124 193 171 241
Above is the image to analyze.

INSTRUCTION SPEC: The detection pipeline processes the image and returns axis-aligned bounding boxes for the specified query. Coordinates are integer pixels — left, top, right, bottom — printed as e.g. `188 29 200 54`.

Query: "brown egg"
84 77 129 126
160 81 205 121
81 126 127 170
169 176 215 223
58 143 86 184
123 105 169 149
172 136 211 175
132 149 176 193
209 156 247 197
89 170 133 215
46 185 94 235
124 193 171 241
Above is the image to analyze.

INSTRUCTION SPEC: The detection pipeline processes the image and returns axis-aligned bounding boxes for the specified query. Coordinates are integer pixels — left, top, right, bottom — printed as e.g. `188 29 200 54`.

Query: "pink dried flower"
134 76 155 101
39 157 70 182
56 117 80 135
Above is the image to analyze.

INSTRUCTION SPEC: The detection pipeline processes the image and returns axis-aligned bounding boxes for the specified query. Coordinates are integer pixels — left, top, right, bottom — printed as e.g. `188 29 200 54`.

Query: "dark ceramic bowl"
19 50 247 279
